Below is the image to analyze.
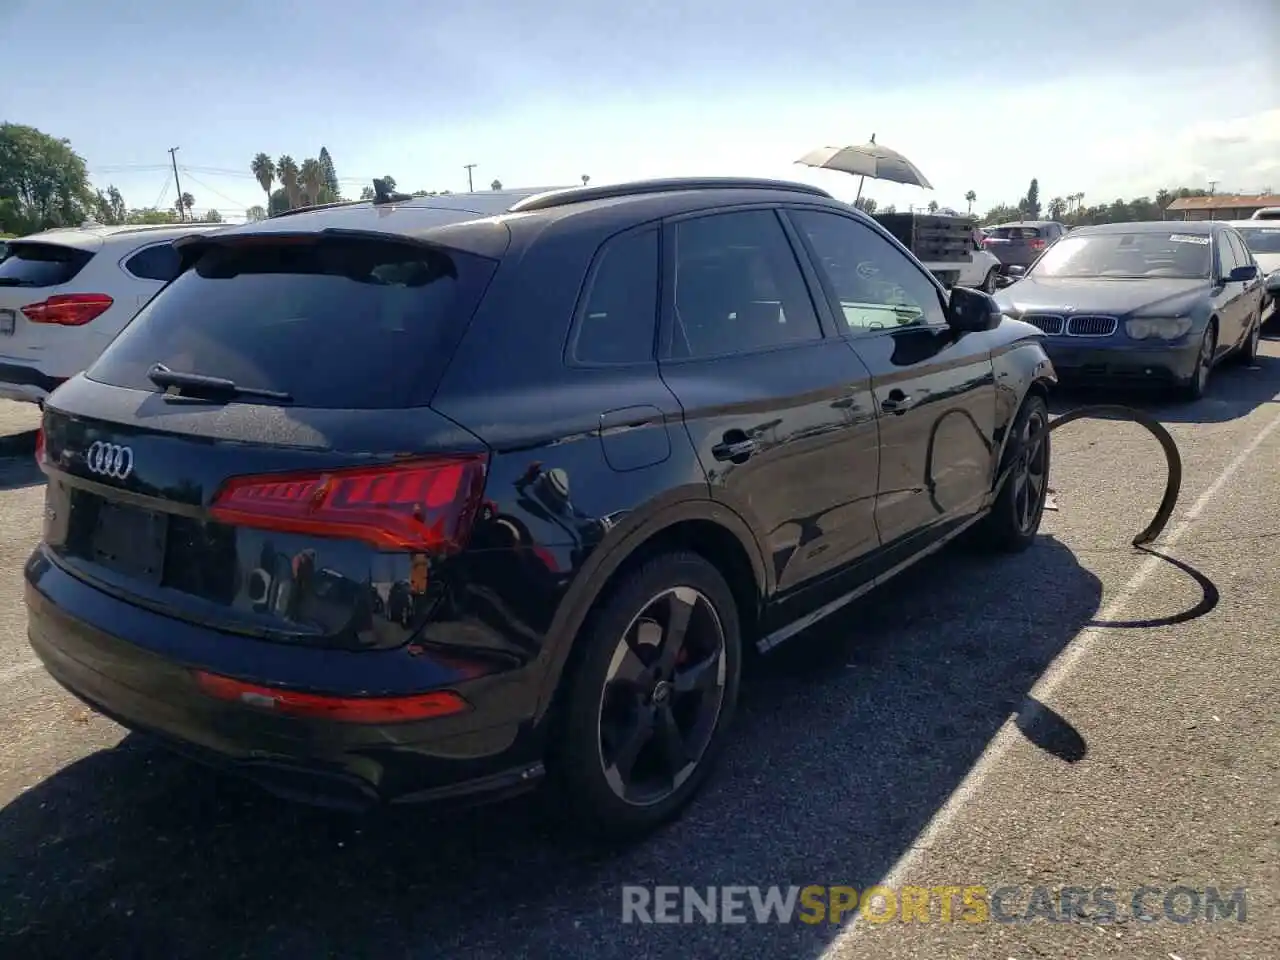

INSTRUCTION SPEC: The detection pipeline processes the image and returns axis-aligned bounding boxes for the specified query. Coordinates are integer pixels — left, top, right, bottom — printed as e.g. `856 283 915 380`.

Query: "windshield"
87 236 497 409
1236 226 1280 254
1030 231 1211 279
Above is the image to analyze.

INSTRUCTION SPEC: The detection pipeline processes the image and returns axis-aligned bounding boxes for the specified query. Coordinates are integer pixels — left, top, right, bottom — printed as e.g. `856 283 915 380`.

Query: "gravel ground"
0 331 1277 959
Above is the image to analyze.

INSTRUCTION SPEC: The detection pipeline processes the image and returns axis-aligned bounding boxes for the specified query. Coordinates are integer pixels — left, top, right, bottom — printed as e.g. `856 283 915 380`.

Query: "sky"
2 0 1277 222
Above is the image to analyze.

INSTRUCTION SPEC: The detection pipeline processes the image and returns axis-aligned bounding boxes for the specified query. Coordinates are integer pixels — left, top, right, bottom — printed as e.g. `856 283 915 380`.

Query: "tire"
1177 322 1216 402
975 393 1051 552
1235 311 1261 365
981 268 999 294
546 551 742 839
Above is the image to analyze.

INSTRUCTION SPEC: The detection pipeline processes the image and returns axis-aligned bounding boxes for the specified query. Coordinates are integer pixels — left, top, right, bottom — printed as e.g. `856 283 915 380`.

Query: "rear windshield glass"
1237 226 1280 254
87 236 496 409
0 243 95 288
987 227 1042 240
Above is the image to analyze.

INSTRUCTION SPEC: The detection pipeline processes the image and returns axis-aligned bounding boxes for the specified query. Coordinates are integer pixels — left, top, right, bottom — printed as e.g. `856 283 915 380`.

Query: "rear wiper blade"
146 363 293 402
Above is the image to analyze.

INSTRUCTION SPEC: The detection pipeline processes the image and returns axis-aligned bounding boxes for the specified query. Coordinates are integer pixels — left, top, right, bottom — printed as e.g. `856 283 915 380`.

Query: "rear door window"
123 243 182 282
87 236 497 409
0 243 94 288
668 209 823 359
571 228 658 364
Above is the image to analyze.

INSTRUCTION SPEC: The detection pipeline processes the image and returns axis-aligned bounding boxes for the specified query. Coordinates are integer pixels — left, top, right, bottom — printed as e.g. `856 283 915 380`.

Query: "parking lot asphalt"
1 331 1278 960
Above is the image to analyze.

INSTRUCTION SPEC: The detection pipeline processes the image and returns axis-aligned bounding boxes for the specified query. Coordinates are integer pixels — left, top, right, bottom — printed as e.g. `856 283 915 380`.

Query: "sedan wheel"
1010 407 1049 537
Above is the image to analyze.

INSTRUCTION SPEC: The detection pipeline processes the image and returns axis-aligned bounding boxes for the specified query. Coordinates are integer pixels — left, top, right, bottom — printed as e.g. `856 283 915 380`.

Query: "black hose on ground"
998 405 1183 547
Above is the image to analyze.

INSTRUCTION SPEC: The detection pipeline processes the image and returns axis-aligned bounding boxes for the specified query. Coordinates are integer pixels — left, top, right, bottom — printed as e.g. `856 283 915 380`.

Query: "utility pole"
463 164 477 192
168 147 185 221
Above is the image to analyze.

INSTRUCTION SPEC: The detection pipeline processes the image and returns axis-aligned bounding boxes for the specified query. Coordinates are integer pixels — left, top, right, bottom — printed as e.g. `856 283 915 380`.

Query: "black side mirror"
1227 264 1258 283
1006 264 1026 277
947 286 1002 332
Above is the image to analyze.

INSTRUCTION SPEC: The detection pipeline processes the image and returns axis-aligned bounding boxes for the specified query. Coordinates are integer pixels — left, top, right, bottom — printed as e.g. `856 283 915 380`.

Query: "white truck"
869 211 1002 292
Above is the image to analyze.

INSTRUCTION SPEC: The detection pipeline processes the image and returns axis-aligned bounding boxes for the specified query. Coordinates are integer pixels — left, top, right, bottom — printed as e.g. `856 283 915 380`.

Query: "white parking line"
825 396 1280 949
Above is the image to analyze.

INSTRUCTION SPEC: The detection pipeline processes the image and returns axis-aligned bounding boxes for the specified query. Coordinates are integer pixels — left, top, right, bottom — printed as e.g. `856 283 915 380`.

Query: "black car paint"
27 186 1056 809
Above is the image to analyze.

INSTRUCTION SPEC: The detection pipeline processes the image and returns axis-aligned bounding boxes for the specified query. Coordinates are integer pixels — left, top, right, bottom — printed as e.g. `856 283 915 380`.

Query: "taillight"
34 426 45 466
1029 238 1046 251
209 455 488 552
192 670 470 723
21 293 114 326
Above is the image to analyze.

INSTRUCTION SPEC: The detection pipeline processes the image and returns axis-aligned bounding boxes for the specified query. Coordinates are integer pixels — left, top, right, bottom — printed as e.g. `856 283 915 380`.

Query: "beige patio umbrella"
796 134 933 203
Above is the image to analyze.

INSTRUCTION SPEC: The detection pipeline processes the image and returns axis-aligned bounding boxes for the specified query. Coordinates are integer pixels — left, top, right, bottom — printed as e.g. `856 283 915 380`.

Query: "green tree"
854 196 877 214
245 204 266 221
1020 178 1041 219
174 192 195 219
318 147 339 196
126 207 180 224
203 209 223 223
926 200 939 213
359 186 375 200
964 190 976 214
92 185 128 225
381 175 397 191
299 157 323 206
491 179 503 191
268 187 290 216
251 152 275 212
0 122 94 234
276 155 300 209
1048 196 1067 221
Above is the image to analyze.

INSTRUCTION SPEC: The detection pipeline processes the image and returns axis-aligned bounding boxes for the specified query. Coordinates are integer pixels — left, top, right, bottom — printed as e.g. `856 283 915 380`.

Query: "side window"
1226 231 1251 271
124 243 182 282
572 228 659 365
669 209 823 360
1215 233 1239 278
789 209 946 333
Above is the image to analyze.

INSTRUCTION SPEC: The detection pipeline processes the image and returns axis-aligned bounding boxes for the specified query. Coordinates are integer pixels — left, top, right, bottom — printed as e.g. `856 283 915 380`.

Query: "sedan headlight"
1125 317 1193 341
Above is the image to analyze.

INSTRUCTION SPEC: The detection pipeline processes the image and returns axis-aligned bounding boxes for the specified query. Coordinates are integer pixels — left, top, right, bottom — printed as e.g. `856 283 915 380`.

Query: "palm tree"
174 192 195 220
251 153 275 213
964 190 976 214
581 174 590 186
276 155 301 210
490 179 503 191
299 158 324 207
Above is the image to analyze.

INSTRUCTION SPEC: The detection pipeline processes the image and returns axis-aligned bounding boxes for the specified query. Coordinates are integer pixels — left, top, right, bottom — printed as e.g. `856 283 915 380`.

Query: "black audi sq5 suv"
26 177 1057 837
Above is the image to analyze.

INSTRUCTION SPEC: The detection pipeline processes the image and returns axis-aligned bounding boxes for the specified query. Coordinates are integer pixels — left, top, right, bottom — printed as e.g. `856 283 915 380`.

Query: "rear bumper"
0 362 65 404
24 548 546 810
1042 338 1201 385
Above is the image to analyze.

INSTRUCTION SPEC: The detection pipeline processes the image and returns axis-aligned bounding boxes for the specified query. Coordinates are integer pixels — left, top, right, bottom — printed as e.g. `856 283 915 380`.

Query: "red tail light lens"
193 670 469 723
1029 238 1046 251
209 454 488 552
34 426 46 466
21 293 114 326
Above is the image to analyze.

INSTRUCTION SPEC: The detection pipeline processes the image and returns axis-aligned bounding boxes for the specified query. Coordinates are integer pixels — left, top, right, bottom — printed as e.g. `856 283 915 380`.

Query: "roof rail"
268 198 369 220
507 177 834 213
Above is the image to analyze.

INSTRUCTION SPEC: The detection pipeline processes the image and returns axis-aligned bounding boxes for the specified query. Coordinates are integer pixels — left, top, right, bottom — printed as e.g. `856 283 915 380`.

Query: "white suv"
0 223 225 405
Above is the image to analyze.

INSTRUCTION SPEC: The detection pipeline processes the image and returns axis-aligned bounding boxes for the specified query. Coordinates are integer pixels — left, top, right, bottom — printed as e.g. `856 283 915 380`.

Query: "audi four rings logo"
86 441 135 480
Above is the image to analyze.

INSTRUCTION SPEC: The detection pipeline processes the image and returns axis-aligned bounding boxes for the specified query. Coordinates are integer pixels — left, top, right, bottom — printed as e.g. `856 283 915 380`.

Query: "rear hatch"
0 235 108 365
982 226 1047 267
37 230 500 652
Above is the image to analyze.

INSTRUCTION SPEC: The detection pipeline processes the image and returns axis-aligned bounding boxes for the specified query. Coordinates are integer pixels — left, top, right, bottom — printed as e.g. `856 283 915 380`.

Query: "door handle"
711 436 757 462
880 389 915 413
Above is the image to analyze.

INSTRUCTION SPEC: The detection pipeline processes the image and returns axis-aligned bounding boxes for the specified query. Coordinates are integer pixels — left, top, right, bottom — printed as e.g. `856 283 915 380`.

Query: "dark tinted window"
670 209 821 359
572 228 658 364
989 226 1042 240
790 209 945 332
1035 231 1212 279
88 237 497 409
0 242 94 288
124 243 182 281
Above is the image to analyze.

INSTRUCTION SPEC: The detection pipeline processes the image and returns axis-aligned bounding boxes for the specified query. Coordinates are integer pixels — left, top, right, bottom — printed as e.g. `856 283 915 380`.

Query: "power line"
152 172 172 210
178 168 255 211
